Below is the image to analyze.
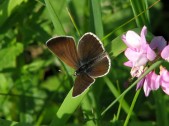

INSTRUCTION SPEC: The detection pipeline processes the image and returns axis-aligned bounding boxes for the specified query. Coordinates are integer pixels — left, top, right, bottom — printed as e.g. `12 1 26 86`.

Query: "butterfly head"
74 63 88 76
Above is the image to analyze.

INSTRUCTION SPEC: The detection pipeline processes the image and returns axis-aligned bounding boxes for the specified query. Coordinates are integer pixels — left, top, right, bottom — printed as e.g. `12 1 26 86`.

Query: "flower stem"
123 89 141 126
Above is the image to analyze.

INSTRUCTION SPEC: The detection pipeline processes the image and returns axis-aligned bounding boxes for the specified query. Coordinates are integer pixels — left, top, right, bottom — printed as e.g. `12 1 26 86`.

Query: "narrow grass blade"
90 0 104 38
124 89 141 126
66 8 81 36
44 0 65 35
130 0 150 28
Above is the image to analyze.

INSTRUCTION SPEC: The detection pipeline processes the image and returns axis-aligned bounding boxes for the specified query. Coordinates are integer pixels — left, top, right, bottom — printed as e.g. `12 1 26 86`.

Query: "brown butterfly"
46 32 111 97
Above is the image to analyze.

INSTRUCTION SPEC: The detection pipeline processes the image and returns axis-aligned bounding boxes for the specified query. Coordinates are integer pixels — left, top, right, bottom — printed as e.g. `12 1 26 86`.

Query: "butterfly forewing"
46 36 79 69
87 55 111 78
73 73 95 97
78 33 105 63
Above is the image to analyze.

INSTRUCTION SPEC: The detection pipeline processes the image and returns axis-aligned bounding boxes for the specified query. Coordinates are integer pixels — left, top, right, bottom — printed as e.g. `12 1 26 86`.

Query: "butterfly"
46 32 111 97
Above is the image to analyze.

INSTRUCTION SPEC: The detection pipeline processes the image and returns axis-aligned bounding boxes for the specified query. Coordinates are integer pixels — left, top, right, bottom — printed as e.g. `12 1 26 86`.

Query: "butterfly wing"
46 36 80 69
73 73 95 97
77 32 105 63
87 55 111 78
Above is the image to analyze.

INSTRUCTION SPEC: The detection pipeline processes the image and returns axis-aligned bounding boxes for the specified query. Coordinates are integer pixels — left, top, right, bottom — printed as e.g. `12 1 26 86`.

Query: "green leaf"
0 43 23 71
0 118 31 126
49 88 89 126
36 0 45 5
0 0 26 26
0 73 8 91
107 34 126 58
22 59 51 73
0 118 17 126
129 121 156 126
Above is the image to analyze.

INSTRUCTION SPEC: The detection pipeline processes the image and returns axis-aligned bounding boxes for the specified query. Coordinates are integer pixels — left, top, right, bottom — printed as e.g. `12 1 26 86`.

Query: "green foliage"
0 0 168 126
0 43 23 70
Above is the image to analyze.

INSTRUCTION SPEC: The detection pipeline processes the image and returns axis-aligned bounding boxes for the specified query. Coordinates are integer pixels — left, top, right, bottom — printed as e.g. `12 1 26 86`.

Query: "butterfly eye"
74 71 77 76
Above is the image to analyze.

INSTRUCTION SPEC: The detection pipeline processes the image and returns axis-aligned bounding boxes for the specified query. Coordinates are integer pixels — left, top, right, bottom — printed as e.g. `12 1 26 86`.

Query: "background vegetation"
0 0 169 126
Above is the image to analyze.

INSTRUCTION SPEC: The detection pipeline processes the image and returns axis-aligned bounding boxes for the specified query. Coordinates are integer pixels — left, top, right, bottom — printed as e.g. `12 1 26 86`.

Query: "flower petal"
125 48 148 66
160 67 169 95
122 35 127 44
146 44 156 61
125 31 141 49
140 26 147 45
149 71 160 90
143 71 160 96
134 53 148 66
160 67 169 82
124 48 139 62
161 82 169 95
124 61 133 67
150 36 167 52
143 78 151 97
161 45 169 61
162 86 169 95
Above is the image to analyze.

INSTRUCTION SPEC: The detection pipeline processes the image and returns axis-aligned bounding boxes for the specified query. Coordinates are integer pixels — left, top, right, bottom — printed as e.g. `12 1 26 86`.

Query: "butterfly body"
46 32 111 97
75 51 106 76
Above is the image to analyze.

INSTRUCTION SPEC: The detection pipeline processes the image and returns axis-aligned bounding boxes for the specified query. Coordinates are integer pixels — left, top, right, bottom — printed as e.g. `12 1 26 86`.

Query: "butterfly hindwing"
87 55 111 78
73 73 95 97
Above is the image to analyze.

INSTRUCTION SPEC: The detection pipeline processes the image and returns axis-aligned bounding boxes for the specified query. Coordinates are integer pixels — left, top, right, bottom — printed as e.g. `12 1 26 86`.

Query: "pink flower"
161 45 169 61
143 71 160 96
136 71 160 96
122 26 156 67
160 67 169 95
122 26 169 97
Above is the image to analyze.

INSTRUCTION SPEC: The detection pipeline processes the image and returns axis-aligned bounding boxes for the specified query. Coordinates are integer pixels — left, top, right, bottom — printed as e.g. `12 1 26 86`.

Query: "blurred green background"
0 0 169 125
